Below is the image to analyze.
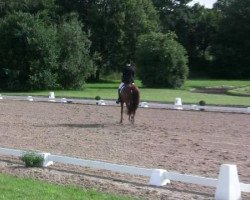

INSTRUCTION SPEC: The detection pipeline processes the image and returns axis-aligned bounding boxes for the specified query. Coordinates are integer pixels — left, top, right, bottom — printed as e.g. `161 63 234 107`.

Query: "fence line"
2 95 250 114
166 171 217 187
0 147 250 199
49 154 153 177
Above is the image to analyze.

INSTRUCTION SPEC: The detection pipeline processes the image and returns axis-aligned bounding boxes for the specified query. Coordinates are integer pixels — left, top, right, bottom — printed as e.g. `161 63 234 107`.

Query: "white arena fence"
0 147 250 200
1 95 250 114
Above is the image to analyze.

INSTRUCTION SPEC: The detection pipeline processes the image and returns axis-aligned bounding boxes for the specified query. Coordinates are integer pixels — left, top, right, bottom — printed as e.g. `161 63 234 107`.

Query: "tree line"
0 0 249 91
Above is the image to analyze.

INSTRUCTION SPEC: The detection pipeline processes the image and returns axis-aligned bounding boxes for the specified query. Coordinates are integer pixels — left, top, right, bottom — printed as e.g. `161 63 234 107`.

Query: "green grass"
227 86 250 96
139 88 250 106
0 173 137 200
1 79 250 106
182 79 250 90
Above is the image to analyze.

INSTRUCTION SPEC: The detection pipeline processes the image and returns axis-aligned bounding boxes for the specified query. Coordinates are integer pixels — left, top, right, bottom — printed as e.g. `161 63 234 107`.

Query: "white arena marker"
191 104 198 110
96 100 106 105
27 96 34 101
40 153 53 167
61 98 67 103
149 169 170 186
174 97 183 110
49 92 55 102
0 94 3 100
247 107 250 114
215 164 241 200
140 102 149 108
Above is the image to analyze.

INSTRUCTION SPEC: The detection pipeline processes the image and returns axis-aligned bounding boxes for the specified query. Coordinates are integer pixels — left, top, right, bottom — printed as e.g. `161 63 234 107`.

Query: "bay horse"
119 84 140 124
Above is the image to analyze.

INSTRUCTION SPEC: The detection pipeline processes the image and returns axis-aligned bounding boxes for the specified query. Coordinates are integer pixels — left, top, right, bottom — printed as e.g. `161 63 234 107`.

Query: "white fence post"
149 169 170 186
61 98 67 103
140 102 149 108
49 92 55 102
27 96 34 101
96 100 106 105
215 164 242 200
40 153 53 167
174 98 183 110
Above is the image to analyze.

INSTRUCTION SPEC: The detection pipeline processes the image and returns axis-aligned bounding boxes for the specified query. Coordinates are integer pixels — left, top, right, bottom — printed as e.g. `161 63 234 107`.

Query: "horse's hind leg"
129 111 134 124
120 102 124 124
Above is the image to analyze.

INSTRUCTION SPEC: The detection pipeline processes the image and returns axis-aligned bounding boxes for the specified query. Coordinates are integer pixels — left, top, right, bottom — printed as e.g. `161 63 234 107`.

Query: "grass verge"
1 79 250 106
0 173 137 200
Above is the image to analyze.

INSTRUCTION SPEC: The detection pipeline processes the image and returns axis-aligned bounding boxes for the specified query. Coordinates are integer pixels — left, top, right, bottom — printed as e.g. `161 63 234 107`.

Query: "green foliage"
227 86 250 97
0 9 95 91
2 79 250 106
56 0 160 77
0 0 249 88
211 0 250 79
152 0 220 77
57 15 95 89
21 151 44 167
199 100 206 106
136 32 189 88
0 174 136 200
95 95 101 100
0 11 59 90
0 0 57 16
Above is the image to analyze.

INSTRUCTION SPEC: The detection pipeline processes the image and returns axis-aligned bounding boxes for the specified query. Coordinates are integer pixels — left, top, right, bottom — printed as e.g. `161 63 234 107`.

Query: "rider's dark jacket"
122 66 135 84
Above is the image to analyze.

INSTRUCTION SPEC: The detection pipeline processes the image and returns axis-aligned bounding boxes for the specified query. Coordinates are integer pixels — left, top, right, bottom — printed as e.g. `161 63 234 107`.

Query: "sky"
188 0 217 8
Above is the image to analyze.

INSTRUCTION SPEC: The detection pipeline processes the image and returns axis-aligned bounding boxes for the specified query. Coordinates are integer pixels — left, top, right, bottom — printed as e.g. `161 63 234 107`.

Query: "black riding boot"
116 89 121 104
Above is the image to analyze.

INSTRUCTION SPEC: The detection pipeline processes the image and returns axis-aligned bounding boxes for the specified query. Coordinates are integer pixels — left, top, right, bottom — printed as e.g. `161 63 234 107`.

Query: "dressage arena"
0 100 249 199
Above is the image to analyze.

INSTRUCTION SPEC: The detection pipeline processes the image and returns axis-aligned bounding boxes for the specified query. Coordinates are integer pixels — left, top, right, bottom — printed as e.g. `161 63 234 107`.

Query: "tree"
136 32 188 88
151 0 192 33
0 11 59 90
186 4 220 76
56 0 160 78
211 0 250 78
57 15 95 89
152 0 220 77
0 10 95 90
213 0 234 11
0 0 57 17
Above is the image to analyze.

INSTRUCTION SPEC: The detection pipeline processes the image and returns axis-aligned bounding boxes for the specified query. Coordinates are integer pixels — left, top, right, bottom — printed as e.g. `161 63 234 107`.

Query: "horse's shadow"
35 123 106 129
57 123 105 128
35 122 136 129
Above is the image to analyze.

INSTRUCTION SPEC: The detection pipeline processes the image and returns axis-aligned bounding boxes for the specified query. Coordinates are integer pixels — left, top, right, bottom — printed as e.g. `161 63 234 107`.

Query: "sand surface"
0 100 249 199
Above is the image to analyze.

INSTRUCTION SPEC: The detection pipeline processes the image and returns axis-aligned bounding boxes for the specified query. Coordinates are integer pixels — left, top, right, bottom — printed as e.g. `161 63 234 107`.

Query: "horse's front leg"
120 102 124 123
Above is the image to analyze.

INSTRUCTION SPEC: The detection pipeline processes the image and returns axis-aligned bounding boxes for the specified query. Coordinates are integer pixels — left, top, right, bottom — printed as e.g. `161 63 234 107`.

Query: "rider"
116 63 135 104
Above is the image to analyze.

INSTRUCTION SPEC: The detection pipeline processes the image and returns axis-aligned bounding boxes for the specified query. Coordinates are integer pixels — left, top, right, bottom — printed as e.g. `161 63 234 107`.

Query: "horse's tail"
128 85 140 115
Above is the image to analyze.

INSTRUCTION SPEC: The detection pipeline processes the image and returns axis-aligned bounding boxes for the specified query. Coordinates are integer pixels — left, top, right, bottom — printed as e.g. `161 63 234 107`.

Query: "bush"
20 152 44 167
57 16 95 89
0 12 95 91
136 32 189 88
0 11 59 90
199 100 206 106
95 95 101 100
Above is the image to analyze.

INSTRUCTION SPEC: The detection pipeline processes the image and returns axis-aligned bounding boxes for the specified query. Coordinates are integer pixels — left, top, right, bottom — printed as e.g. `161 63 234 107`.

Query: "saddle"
120 84 134 94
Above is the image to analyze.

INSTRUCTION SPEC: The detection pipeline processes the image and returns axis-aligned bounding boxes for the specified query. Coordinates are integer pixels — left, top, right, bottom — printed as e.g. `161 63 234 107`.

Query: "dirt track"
0 100 250 199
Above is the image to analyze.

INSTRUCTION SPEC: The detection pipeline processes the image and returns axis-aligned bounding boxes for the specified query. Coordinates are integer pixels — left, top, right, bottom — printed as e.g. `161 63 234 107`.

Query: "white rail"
0 147 23 157
0 147 249 199
166 171 217 187
49 155 153 177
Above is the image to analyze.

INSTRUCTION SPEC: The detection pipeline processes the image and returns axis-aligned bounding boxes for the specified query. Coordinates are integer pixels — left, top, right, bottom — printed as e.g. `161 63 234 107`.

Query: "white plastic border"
0 147 250 199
